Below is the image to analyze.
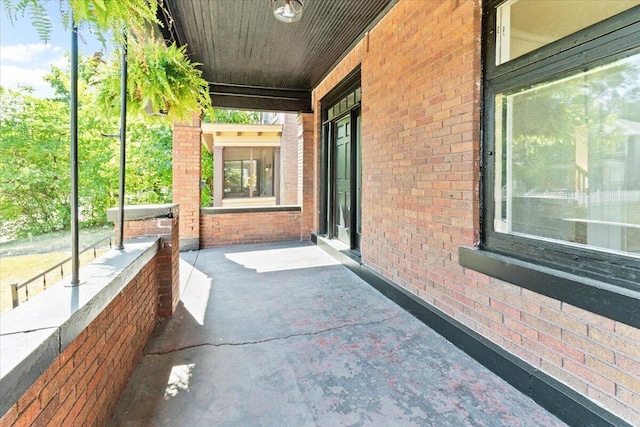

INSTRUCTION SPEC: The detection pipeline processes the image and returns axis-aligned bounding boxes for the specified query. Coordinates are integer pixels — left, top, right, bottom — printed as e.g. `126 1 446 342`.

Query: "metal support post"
117 32 128 249
70 19 80 286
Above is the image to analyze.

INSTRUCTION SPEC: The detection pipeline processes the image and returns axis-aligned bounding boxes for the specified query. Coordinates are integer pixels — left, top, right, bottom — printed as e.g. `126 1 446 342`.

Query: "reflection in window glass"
494 53 640 255
496 0 639 65
223 148 274 198
254 148 274 197
223 160 250 196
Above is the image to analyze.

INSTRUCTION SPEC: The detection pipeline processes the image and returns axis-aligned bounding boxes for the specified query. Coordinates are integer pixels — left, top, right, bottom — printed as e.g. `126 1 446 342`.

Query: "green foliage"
203 110 260 124
67 0 158 35
3 0 53 43
1 87 73 236
0 57 173 238
2 0 213 235
201 145 213 207
125 124 173 204
3 0 158 44
507 59 640 192
92 40 211 123
3 1 212 120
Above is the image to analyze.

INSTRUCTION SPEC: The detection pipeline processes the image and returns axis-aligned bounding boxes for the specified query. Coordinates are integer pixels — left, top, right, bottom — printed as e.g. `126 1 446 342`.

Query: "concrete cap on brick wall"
106 204 179 222
0 239 160 417
202 205 301 215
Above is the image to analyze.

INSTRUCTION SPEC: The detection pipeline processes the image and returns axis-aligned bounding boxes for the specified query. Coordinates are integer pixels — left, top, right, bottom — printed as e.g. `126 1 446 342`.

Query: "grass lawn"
0 227 113 256
0 227 113 313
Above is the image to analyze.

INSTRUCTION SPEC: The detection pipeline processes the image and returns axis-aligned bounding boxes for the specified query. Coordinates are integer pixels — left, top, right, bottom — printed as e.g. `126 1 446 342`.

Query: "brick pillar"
298 113 316 240
107 204 180 317
281 113 299 205
173 114 202 251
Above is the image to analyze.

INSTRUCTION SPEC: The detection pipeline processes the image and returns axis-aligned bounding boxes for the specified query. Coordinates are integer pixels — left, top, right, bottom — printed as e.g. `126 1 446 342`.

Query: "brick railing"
0 240 159 426
0 204 181 425
109 204 180 317
200 206 303 247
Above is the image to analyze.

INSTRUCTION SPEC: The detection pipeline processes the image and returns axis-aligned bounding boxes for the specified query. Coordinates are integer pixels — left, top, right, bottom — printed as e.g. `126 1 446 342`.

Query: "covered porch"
2 0 639 425
108 241 566 426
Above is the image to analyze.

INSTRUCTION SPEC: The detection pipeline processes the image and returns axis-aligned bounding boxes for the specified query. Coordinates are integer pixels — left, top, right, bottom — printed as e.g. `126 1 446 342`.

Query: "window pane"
224 160 247 196
495 53 640 256
496 0 640 65
255 148 274 197
223 147 274 198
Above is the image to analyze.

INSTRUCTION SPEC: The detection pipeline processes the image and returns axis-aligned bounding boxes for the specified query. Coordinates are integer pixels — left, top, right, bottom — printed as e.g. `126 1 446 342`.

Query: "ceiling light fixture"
271 0 303 23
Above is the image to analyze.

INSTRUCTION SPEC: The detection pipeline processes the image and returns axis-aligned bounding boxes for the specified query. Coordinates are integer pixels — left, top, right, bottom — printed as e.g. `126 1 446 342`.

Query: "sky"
0 1 109 98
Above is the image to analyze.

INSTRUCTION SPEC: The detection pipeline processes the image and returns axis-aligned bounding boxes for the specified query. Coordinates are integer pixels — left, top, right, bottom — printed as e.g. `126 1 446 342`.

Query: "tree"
0 55 174 238
507 59 640 193
1 0 209 237
125 123 173 204
0 87 72 236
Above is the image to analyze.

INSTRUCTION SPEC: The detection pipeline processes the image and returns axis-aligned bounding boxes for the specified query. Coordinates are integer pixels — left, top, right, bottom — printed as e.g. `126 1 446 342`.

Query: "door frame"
320 69 361 250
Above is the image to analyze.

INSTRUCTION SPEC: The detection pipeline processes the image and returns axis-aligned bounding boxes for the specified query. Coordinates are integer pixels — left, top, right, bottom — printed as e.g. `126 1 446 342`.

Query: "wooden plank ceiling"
159 0 398 112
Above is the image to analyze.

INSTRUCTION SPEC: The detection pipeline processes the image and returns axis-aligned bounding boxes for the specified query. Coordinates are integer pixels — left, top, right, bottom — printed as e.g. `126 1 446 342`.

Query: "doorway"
334 115 352 244
323 91 361 250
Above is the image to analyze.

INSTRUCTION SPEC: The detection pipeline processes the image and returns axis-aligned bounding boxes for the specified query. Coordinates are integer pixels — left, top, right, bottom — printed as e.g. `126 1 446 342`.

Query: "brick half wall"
122 217 179 317
200 207 303 247
0 244 159 426
109 204 180 317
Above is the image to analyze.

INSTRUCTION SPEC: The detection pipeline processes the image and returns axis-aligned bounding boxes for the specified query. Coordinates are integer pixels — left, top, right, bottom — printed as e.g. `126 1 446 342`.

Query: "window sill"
458 247 640 329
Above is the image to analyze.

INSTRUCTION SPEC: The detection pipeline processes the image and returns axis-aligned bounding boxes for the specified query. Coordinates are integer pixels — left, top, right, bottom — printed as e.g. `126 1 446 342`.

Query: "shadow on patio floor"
109 241 567 427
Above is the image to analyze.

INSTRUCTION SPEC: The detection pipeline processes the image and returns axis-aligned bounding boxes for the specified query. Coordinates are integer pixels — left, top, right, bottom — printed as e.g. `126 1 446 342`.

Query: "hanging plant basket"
92 38 211 123
5 1 211 122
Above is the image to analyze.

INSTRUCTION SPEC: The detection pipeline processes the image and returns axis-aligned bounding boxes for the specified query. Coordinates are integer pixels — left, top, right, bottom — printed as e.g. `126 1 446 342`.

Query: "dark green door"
334 115 351 244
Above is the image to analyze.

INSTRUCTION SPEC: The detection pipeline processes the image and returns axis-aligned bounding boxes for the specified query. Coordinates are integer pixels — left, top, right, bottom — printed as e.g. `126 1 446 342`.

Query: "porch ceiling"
158 0 398 112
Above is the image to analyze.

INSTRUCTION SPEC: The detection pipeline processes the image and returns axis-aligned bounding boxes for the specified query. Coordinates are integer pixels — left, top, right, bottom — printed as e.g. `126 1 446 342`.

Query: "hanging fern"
3 1 212 121
3 0 158 41
67 0 158 39
4 0 53 43
28 0 53 43
92 38 211 123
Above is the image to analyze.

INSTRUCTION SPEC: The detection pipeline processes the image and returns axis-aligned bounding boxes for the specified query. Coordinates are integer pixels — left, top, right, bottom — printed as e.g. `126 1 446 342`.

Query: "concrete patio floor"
109 241 567 427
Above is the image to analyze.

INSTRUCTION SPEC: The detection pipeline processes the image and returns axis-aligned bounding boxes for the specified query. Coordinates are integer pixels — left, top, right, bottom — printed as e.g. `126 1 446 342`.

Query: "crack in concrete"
144 314 401 356
0 326 58 337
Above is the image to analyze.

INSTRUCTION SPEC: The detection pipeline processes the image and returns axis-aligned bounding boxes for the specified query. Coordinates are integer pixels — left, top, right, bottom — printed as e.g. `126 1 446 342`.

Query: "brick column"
173 115 202 251
107 204 180 317
298 112 316 240
280 113 299 205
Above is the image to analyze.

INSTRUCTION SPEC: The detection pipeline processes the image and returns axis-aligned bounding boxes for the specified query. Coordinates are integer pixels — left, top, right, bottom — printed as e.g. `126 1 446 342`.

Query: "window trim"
485 1 640 81
465 0 640 326
319 67 362 241
222 147 275 200
459 247 640 330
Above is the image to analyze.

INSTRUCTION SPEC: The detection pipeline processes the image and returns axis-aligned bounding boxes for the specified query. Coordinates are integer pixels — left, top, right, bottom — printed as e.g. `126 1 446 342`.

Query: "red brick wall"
173 115 202 250
281 113 299 205
122 217 180 317
312 0 640 423
0 258 158 427
200 210 302 247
